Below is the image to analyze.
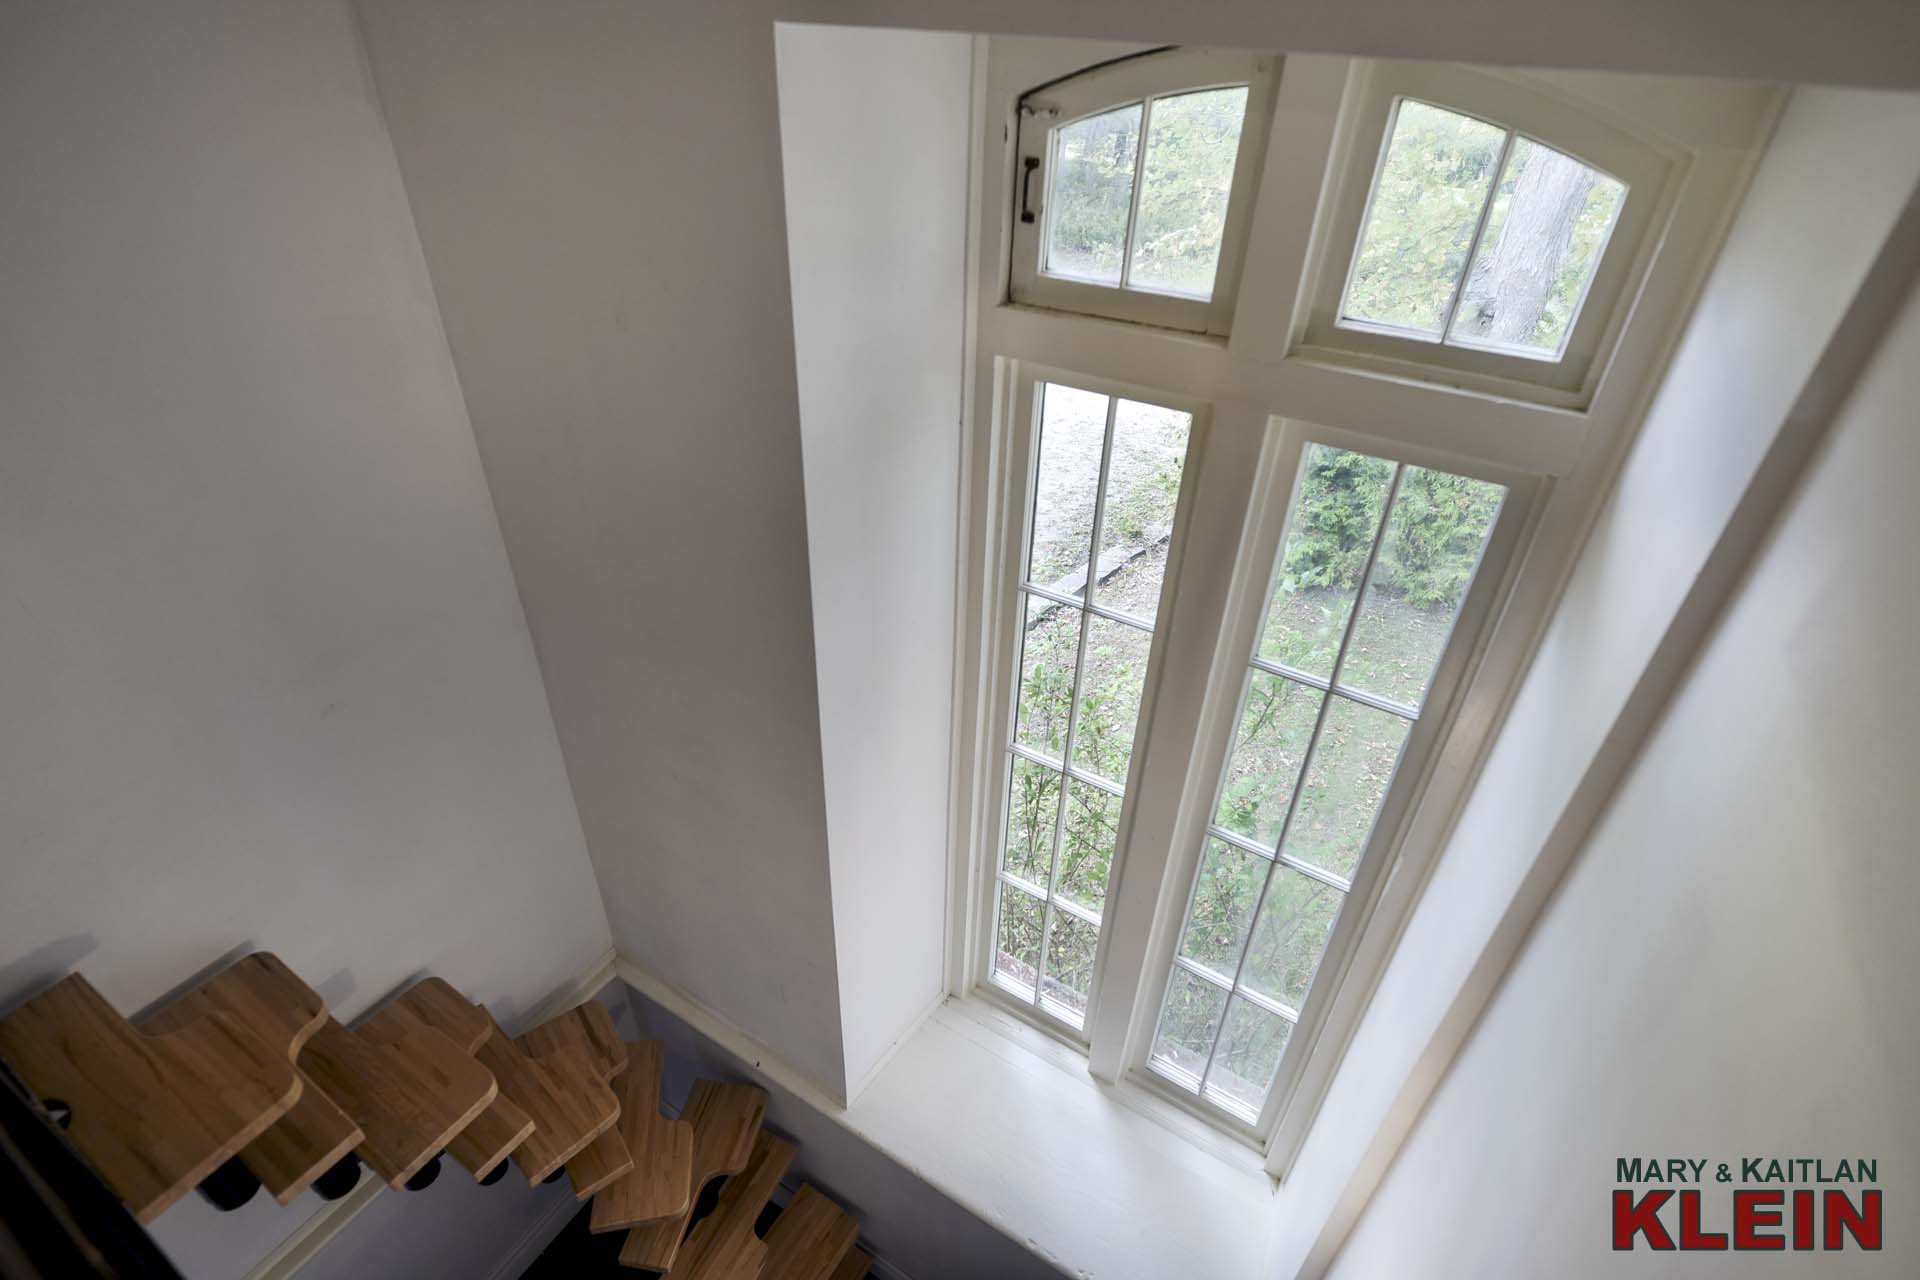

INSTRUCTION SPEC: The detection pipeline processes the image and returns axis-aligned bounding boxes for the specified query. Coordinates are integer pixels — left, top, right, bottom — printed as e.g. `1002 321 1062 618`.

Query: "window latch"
1020 156 1041 224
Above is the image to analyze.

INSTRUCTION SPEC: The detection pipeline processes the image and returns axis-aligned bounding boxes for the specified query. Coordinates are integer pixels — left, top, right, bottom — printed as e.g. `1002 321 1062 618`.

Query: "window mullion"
1434 129 1516 343
1191 464 1406 1100
1116 97 1153 291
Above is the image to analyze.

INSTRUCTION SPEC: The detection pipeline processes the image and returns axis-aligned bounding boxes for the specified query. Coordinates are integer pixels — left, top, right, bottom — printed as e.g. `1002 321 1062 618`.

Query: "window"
1294 61 1676 404
1008 48 1278 334
964 40 1770 1172
1340 100 1627 359
993 381 1195 1028
1147 442 1505 1124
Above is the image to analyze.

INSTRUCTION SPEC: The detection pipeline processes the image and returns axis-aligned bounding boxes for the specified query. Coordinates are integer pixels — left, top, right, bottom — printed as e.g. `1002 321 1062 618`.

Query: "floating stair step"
617 1079 766 1273
663 1129 796 1280
387 980 534 1180
140 953 360 1205
828 1248 873 1280
473 1011 618 1184
295 1010 497 1189
563 1121 635 1199
589 1041 693 1232
759 1185 860 1280
0 972 300 1221
517 1000 628 1082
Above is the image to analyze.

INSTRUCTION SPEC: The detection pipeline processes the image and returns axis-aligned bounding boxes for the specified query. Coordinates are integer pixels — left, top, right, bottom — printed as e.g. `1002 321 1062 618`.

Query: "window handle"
1020 156 1041 224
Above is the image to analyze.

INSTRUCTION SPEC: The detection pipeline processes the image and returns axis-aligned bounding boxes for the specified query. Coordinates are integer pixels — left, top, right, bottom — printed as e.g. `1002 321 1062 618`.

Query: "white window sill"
838 995 1278 1279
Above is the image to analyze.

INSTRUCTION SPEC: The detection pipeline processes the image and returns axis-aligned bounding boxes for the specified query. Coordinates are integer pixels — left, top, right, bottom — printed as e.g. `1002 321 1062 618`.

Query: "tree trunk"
1454 146 1595 347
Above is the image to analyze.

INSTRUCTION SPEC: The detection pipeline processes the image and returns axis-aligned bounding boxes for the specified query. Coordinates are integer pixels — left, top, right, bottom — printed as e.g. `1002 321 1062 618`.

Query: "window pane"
1013 595 1078 759
1071 615 1151 785
1045 105 1143 286
1240 864 1345 1010
1340 100 1506 337
1259 445 1395 679
1340 467 1504 709
1214 672 1323 849
1178 839 1267 978
994 883 1045 996
1280 698 1410 882
1057 779 1119 914
1150 967 1229 1090
1448 136 1627 356
1028 384 1110 592
1041 909 1100 1024
1128 87 1250 298
1204 997 1293 1119
1094 399 1192 622
1002 756 1062 887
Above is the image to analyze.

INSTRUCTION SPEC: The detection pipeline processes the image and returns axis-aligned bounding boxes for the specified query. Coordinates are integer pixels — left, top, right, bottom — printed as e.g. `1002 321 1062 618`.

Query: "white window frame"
953 37 1778 1178
973 366 1212 1041
1291 60 1683 408
1008 47 1280 335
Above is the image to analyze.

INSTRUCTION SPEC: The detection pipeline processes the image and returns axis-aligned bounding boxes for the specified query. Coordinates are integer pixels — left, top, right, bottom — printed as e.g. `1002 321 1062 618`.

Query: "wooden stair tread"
386 981 533 1179
590 1041 693 1232
617 1079 767 1272
827 1247 872 1280
662 1130 796 1280
516 1000 627 1082
564 1121 635 1199
141 953 362 1205
296 1014 496 1188
760 1185 860 1280
478 1012 618 1184
0 973 300 1221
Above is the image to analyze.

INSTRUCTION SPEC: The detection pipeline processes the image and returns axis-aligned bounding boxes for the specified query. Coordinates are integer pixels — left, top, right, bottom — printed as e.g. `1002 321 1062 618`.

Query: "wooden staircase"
0 952 872 1277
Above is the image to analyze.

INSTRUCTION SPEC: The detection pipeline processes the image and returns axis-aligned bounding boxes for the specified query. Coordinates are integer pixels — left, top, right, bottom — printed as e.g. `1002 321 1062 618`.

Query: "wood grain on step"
140 952 360 1205
563 1121 634 1199
384 981 533 1179
0 973 301 1221
760 1185 860 1280
297 1015 496 1189
515 1000 627 1081
663 1130 796 1280
478 1012 618 1184
616 1079 766 1272
588 1041 692 1232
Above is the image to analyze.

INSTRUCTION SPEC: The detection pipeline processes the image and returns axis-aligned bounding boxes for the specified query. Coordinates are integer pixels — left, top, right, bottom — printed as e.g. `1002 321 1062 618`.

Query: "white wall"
0 0 607 1053
1326 265 1920 1280
774 23 971 1095
356 0 849 1094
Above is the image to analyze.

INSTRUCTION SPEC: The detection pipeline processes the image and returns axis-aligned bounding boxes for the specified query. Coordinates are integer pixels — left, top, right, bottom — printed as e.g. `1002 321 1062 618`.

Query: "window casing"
961 40 1775 1172
1008 48 1279 334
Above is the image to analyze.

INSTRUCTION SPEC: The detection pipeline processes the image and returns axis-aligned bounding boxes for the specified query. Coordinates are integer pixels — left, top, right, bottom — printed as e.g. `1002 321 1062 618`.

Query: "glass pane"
1178 839 1267 978
1002 756 1062 888
1241 864 1345 1010
1094 399 1192 622
1071 616 1151 785
1149 966 1229 1090
1259 445 1395 679
1013 595 1079 759
1057 779 1119 914
1281 698 1411 882
994 883 1045 996
1340 466 1503 709
1448 136 1627 357
1214 672 1323 849
1028 384 1110 593
1128 87 1250 298
1041 909 1099 1024
1340 100 1506 337
1203 997 1293 1119
1045 105 1143 286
